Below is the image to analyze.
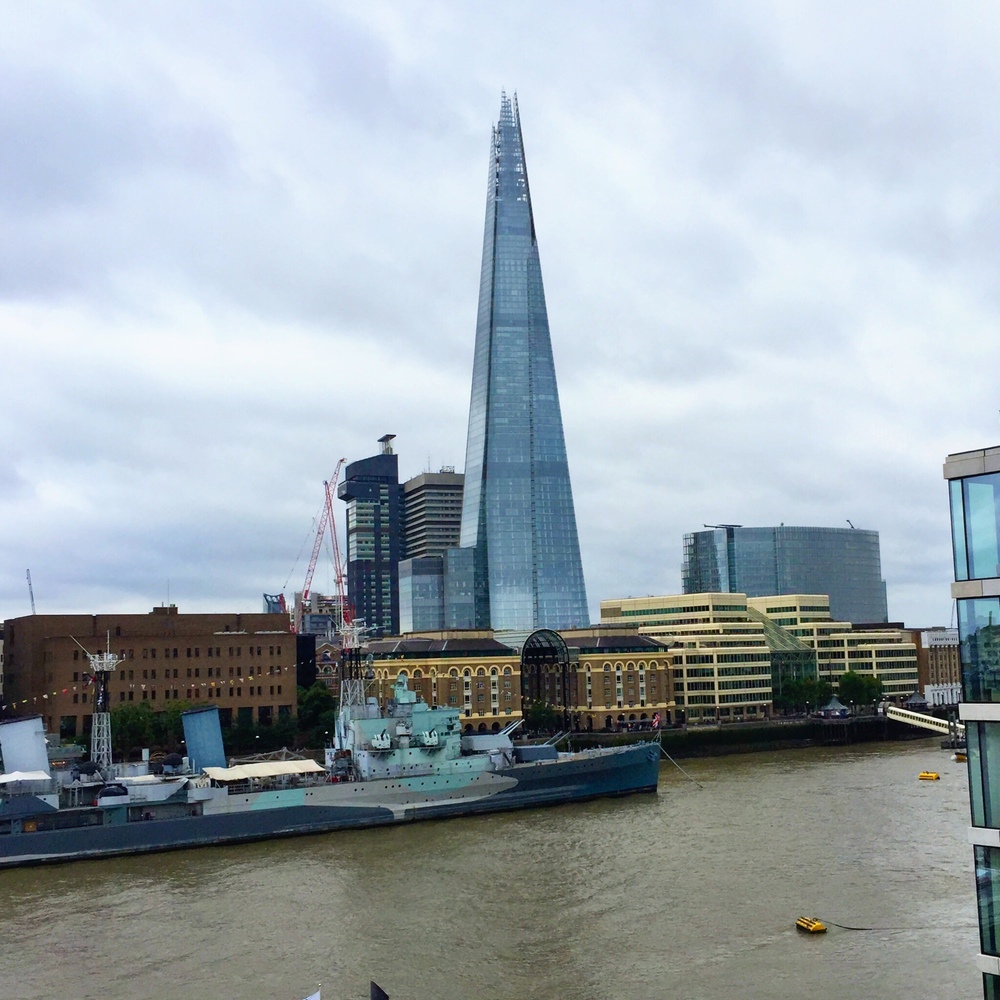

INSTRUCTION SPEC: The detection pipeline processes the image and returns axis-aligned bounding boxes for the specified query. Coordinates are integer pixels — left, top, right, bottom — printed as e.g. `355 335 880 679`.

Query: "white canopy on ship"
203 760 324 782
0 770 52 783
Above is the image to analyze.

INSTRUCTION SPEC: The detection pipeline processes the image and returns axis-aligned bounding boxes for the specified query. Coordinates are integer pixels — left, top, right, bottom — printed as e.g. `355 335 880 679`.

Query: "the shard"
457 93 589 631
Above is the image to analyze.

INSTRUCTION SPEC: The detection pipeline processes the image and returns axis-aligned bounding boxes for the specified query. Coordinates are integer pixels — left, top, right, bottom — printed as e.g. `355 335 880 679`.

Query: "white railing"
883 704 964 736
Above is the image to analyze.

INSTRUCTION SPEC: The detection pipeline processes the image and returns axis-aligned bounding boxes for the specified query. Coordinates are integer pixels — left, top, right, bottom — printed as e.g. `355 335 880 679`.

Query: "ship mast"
76 634 120 773
335 621 374 750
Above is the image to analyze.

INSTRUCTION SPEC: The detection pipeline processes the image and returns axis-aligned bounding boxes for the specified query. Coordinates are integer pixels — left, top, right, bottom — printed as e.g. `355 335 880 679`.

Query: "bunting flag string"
1 663 297 712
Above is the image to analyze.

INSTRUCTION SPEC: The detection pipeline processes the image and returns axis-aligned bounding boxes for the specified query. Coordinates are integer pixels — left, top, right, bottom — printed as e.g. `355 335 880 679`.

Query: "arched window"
476 667 486 676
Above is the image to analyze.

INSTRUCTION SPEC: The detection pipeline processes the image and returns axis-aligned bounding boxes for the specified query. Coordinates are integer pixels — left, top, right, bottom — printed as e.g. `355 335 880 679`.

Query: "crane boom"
323 461 351 631
296 458 347 634
299 506 329 618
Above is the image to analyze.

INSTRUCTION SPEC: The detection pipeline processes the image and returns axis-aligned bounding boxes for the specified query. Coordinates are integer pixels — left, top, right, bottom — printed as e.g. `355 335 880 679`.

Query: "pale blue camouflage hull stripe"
0 744 660 868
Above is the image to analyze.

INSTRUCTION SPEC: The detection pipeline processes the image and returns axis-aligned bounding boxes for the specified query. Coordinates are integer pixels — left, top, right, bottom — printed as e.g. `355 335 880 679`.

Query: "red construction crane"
323 474 352 630
298 459 349 632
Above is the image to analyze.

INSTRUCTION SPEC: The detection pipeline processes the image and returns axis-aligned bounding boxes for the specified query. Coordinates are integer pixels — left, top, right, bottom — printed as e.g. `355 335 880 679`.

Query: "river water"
0 739 977 1000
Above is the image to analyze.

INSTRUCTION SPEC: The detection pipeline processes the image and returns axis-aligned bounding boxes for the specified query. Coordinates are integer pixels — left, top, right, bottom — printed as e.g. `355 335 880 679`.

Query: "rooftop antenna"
26 569 36 614
846 520 855 529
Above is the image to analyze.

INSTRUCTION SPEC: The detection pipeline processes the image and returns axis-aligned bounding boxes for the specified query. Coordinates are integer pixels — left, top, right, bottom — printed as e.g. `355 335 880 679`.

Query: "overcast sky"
3 1 998 629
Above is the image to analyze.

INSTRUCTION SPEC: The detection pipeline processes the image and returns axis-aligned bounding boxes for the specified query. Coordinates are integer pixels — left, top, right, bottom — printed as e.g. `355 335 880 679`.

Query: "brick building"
2 606 296 739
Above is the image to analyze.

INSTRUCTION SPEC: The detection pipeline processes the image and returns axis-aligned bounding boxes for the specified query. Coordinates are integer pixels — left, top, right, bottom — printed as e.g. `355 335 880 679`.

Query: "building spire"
455 94 589 631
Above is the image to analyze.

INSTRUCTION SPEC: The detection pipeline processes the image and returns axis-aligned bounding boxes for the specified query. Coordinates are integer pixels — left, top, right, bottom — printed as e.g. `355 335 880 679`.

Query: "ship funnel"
181 706 226 772
0 716 50 775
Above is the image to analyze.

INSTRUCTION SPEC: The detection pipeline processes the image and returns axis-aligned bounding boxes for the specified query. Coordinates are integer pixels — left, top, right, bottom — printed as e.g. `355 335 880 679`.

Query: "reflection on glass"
977 845 1000 957
968 723 1000 828
458 93 588 631
960 599 1000 703
952 472 1000 581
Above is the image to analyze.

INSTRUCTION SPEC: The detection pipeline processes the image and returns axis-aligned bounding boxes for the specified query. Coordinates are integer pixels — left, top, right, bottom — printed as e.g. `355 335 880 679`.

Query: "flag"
652 713 661 728
371 983 390 1000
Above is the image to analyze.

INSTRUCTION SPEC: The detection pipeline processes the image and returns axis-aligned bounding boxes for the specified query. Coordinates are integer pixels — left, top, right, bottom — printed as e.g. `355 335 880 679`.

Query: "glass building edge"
681 525 888 624
944 449 1000 995
454 92 589 632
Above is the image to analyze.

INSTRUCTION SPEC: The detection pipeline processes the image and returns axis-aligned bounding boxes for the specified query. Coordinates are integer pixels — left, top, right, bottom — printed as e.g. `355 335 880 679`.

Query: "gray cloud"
1 0 998 628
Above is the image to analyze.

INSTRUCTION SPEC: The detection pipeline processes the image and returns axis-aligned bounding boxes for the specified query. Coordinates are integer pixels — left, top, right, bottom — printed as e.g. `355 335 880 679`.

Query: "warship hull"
0 742 660 869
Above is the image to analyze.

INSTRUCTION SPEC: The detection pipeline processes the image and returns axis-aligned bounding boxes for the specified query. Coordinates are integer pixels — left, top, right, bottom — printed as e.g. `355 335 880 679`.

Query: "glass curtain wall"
458 93 588 631
947 460 1000 997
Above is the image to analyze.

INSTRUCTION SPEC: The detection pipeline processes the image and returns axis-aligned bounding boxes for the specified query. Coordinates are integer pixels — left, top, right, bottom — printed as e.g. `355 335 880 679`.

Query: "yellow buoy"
918 771 940 781
795 917 827 933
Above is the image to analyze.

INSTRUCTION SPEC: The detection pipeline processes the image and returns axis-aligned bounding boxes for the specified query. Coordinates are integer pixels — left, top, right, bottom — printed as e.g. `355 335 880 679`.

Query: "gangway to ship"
883 704 965 737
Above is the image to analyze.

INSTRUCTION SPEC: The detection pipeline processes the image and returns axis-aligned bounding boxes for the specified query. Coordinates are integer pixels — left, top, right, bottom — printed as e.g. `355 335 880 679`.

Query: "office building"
398 470 464 633
401 470 464 559
915 628 961 706
601 593 779 723
399 557 446 633
338 435 403 636
746 596 917 703
943 444 1000 995
600 591 916 722
683 525 888 625
453 93 589 632
1 606 296 738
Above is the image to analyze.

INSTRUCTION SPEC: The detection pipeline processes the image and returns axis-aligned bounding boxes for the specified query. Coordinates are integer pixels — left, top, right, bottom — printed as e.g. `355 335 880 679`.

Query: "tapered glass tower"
458 93 589 631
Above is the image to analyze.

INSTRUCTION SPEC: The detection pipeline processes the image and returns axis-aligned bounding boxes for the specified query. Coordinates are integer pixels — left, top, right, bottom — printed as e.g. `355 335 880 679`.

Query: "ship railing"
217 773 331 795
0 775 59 798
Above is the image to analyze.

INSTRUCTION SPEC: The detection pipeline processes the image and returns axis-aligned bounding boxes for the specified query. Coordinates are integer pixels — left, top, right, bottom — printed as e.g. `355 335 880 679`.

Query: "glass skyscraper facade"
945 446 1000 997
456 93 589 632
338 437 402 637
682 525 888 624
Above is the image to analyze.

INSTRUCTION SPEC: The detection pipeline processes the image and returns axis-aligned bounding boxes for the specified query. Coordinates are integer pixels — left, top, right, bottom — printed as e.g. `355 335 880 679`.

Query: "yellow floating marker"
918 771 940 781
796 917 827 933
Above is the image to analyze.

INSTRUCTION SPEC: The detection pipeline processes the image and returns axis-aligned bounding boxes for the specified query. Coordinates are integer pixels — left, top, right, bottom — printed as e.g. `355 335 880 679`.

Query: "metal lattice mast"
85 635 120 772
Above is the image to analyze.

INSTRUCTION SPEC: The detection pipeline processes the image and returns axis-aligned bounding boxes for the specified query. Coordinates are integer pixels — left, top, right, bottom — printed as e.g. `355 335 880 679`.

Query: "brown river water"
0 739 976 1000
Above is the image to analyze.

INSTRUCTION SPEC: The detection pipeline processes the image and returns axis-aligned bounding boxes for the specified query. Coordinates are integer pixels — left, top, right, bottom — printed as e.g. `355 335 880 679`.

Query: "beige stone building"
601 594 772 723
747 595 918 703
600 592 919 721
360 627 674 733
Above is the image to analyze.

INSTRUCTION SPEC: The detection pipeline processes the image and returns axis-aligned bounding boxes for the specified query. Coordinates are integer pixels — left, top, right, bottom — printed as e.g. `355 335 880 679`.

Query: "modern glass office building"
682 525 888 625
338 435 402 637
945 446 1000 997
455 93 589 631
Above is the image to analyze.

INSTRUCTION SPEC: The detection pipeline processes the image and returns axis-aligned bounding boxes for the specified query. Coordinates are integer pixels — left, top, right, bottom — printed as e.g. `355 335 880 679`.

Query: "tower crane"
297 459 350 633
323 476 352 633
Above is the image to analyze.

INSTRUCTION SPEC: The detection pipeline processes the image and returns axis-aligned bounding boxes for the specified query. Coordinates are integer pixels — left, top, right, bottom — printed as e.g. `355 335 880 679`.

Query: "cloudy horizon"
3 1 999 630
